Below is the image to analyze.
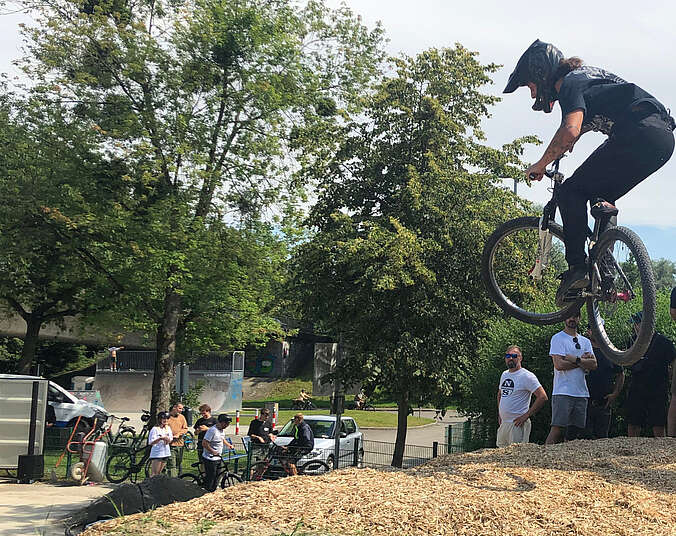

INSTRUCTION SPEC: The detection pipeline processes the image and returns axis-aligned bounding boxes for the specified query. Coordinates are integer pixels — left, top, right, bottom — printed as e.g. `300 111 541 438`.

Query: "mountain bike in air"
481 158 655 366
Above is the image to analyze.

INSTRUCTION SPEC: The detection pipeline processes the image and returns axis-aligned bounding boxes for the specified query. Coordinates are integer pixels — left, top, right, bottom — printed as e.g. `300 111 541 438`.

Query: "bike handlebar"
528 157 562 181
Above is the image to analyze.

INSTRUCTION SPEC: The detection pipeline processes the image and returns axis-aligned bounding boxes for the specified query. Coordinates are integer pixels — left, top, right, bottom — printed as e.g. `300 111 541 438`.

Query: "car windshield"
278 419 335 439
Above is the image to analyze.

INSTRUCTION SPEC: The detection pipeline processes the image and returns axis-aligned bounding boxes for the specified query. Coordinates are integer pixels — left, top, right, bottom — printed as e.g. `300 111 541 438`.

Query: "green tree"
652 258 676 290
19 0 385 416
0 91 119 374
290 46 534 466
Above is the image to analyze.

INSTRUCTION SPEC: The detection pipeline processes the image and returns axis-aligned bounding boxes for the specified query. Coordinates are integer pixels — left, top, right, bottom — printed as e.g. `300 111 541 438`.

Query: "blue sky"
1 1 675 262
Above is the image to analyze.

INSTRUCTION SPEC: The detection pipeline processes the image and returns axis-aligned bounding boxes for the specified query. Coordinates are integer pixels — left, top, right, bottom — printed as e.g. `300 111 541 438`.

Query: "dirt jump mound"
82 437 675 536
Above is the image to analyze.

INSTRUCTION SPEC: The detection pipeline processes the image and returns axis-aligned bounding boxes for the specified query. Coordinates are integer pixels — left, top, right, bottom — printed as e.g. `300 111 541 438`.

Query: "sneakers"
555 264 589 307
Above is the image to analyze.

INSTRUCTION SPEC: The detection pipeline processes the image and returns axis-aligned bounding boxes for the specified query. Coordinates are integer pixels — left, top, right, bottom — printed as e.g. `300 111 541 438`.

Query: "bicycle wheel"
113 427 136 448
587 226 656 366
105 451 132 483
219 471 243 489
299 460 331 476
249 461 270 481
183 431 196 451
482 216 584 324
179 472 202 487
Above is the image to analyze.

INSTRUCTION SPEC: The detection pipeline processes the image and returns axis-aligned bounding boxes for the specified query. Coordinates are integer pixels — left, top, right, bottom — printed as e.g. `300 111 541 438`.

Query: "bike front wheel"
587 226 656 366
219 471 243 489
105 451 132 483
482 217 584 324
298 460 331 476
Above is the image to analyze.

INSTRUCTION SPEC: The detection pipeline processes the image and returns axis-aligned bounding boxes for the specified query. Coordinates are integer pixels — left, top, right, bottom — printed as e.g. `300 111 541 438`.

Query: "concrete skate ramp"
95 372 153 413
95 371 242 413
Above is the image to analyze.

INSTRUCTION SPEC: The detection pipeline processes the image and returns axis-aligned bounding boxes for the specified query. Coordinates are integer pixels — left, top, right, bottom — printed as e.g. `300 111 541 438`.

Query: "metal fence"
96 350 245 372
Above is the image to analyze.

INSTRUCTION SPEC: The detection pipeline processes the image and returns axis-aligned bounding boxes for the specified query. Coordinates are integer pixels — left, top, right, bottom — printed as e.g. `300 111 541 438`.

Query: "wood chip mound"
83 437 676 535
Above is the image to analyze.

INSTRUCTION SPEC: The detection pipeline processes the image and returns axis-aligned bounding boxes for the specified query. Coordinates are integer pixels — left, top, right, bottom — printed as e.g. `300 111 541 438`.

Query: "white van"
0 374 109 428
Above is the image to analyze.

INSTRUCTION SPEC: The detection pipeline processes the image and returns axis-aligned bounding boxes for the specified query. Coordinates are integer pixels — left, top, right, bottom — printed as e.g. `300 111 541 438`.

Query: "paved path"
0 480 113 535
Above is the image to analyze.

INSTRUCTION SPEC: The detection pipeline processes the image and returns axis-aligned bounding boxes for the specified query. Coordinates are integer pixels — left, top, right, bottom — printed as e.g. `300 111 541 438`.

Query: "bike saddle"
591 199 618 219
191 462 200 468
121 417 130 421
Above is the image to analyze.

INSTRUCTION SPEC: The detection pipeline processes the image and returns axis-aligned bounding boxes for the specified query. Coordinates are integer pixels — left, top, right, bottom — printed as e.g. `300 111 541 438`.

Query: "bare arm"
579 353 597 371
514 386 548 427
526 110 584 180
497 389 502 426
551 354 578 371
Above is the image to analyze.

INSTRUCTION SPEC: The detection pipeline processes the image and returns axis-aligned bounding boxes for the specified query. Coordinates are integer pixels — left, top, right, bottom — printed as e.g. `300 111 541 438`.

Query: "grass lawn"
237 409 434 429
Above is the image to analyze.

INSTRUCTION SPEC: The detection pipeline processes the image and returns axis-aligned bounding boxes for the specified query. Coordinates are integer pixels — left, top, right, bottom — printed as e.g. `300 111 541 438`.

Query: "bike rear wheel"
105 451 132 483
482 217 584 324
249 461 270 481
587 226 656 366
299 460 331 476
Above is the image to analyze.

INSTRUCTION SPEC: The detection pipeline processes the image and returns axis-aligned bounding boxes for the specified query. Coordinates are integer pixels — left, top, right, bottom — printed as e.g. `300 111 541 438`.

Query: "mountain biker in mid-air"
504 39 675 306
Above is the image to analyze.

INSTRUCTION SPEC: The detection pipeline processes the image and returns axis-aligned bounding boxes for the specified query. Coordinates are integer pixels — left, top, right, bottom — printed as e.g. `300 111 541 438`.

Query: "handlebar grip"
529 173 537 180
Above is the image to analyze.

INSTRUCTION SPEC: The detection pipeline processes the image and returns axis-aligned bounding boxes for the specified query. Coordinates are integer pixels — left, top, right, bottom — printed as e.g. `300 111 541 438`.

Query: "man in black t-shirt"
626 314 676 437
248 408 275 444
670 287 676 436
194 404 217 459
578 325 624 439
505 40 675 306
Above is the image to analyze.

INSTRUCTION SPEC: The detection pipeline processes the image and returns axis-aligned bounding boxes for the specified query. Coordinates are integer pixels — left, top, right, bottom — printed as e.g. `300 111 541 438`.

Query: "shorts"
551 395 588 428
496 419 531 447
149 456 170 461
626 391 668 427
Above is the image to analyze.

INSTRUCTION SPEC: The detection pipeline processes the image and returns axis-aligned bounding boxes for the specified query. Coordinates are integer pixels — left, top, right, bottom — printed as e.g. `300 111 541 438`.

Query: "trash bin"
184 407 193 427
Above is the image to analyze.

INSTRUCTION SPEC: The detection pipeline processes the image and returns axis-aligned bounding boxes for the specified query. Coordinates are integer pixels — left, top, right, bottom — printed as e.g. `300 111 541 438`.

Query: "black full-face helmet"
504 39 564 113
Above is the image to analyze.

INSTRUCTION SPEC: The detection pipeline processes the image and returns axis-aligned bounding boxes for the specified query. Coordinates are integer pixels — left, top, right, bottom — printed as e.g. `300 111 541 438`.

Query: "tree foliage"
17 0 385 416
290 46 535 466
0 91 118 373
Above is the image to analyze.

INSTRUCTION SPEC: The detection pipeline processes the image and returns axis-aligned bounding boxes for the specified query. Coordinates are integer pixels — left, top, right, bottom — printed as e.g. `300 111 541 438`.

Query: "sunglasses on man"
572 337 581 350
505 353 519 359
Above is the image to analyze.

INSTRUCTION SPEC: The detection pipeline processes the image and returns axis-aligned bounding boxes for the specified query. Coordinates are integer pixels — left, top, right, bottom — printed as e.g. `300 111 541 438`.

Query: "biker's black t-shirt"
557 66 666 135
288 421 314 450
248 418 273 443
629 332 676 396
194 416 217 446
586 346 622 401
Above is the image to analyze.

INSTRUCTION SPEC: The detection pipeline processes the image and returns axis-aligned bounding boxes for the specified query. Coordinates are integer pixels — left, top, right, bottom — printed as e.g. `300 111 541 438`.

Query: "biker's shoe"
555 264 589 307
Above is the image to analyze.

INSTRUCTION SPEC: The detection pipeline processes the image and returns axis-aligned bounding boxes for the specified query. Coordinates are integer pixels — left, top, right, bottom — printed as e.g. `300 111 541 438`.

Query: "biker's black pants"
203 458 221 492
558 112 675 267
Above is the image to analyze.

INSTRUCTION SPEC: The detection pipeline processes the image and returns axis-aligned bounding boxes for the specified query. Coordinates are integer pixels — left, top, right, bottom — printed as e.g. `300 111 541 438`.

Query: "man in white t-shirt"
497 345 548 447
545 310 598 445
201 413 234 491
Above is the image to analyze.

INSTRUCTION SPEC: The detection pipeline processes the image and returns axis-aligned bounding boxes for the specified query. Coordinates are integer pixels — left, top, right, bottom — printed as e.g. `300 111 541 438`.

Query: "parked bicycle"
105 443 154 483
102 415 136 448
481 158 655 366
179 458 242 489
182 430 197 452
249 441 330 481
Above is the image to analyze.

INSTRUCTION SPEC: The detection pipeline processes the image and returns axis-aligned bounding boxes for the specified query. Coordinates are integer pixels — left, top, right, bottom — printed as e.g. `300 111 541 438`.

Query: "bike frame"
534 158 635 303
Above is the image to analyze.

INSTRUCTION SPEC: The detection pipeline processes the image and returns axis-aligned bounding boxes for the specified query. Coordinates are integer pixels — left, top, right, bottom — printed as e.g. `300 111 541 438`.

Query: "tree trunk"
17 314 43 374
150 287 181 423
392 389 409 468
